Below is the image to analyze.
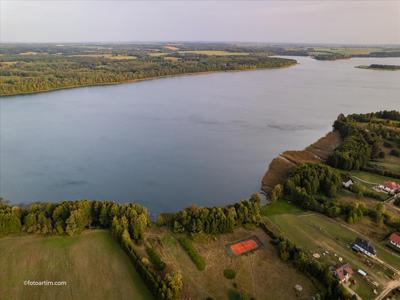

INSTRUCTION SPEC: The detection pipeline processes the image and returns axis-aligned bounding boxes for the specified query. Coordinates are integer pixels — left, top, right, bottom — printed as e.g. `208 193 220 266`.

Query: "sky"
1 1 399 44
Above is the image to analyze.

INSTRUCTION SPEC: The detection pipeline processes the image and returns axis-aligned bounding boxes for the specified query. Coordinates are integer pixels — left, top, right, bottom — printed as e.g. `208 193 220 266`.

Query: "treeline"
157 195 261 235
312 52 350 61
111 218 183 299
0 52 296 96
348 110 400 124
362 164 400 181
259 222 353 300
347 181 387 201
0 199 149 240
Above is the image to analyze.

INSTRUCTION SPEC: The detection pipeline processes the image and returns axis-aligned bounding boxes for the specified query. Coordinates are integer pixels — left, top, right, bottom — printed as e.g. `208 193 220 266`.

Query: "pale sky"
1 1 399 44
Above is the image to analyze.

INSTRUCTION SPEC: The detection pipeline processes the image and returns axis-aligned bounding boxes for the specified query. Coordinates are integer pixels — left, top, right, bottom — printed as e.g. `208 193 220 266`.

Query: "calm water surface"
1 57 399 213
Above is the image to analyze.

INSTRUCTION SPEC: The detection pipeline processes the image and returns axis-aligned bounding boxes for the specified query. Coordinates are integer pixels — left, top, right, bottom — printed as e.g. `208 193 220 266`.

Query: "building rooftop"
354 238 376 255
389 232 400 245
335 264 353 282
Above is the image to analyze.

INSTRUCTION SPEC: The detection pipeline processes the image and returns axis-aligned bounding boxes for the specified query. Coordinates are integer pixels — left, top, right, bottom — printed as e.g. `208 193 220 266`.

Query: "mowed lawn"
268 212 400 270
0 230 153 300
350 170 399 185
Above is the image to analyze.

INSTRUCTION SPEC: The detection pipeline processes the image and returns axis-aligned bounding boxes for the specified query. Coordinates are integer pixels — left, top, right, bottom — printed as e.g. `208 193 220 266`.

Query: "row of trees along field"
0 53 296 95
156 194 261 234
110 209 183 300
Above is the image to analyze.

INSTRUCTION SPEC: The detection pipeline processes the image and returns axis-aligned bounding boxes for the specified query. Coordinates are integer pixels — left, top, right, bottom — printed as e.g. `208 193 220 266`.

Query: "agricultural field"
0 230 153 300
68 54 137 60
139 226 319 300
265 204 400 300
312 47 381 56
179 50 249 56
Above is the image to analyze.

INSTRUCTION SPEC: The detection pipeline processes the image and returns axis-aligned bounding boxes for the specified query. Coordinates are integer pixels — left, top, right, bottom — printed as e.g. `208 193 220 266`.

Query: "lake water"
1 57 399 213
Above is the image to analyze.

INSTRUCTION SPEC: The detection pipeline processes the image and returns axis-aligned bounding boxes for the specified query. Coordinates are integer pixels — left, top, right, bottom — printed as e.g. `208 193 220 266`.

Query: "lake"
1 57 399 213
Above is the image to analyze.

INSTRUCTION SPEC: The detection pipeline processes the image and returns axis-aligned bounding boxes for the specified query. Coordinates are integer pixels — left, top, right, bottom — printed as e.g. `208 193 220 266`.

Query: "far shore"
0 63 297 98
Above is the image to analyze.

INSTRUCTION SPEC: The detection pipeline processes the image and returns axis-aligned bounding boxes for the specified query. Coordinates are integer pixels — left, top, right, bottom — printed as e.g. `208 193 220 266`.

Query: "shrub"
390 149 400 157
178 238 206 271
145 246 166 271
223 269 236 279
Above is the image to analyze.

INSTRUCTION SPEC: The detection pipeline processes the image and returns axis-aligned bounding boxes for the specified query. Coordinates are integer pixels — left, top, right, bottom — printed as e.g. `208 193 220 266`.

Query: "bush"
145 246 166 271
223 269 236 279
390 149 400 157
178 238 206 271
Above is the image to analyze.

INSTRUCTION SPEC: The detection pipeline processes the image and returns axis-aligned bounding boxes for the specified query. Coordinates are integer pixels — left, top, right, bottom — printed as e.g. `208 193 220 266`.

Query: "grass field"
142 226 318 299
313 47 381 56
373 151 400 173
261 200 303 217
266 211 400 299
0 230 153 300
351 170 399 185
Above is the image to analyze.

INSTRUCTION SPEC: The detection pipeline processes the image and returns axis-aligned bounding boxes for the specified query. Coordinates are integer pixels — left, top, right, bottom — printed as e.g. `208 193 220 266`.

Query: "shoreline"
261 130 342 193
0 63 297 98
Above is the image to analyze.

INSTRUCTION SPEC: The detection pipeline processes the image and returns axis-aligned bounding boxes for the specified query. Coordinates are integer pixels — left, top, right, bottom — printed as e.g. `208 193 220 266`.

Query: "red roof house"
334 264 354 283
384 181 400 191
389 232 400 250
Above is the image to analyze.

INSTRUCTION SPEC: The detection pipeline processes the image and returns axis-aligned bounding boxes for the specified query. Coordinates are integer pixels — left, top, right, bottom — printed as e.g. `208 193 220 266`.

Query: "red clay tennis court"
229 238 259 255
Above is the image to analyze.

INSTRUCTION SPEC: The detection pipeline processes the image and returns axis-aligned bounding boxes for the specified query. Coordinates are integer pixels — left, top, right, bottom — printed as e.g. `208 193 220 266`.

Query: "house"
352 238 376 257
333 264 353 283
384 181 400 193
342 180 353 189
388 232 400 251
